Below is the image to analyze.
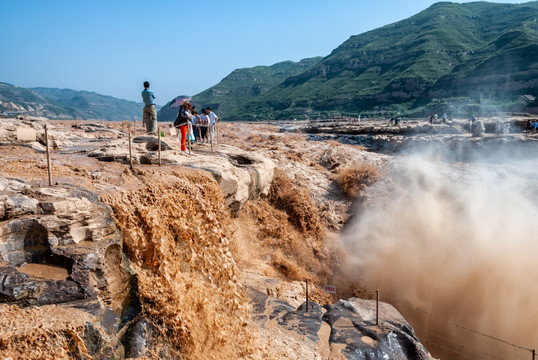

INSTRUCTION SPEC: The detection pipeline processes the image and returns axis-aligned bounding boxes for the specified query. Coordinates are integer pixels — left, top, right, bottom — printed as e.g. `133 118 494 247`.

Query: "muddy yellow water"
103 168 263 360
18 263 69 281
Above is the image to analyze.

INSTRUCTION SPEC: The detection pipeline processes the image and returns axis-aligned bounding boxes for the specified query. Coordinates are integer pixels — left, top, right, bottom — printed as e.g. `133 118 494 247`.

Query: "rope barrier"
424 338 478 360
415 325 514 360
378 293 535 358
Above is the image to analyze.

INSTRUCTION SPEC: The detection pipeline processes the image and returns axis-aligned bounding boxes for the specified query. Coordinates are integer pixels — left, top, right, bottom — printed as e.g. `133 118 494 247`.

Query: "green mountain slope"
224 2 538 119
187 57 322 120
0 82 143 121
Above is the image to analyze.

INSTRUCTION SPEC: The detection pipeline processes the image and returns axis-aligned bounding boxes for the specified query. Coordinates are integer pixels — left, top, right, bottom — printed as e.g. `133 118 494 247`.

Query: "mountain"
32 87 143 121
178 57 322 121
0 82 143 121
0 82 60 116
201 2 538 120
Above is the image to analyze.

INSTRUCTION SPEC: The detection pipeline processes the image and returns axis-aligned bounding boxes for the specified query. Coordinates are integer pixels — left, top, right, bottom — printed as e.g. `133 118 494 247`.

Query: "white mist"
341 150 538 358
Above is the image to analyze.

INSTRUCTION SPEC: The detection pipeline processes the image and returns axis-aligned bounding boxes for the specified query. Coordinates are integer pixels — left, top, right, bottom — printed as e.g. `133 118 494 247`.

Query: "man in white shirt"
206 107 218 143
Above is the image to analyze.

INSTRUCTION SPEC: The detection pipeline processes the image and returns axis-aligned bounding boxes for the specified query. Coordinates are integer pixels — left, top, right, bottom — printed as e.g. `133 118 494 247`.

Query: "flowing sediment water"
341 146 538 359
103 168 261 360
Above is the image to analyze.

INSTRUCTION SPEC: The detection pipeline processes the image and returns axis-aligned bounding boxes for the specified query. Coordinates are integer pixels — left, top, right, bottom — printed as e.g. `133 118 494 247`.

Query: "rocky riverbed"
3 115 535 359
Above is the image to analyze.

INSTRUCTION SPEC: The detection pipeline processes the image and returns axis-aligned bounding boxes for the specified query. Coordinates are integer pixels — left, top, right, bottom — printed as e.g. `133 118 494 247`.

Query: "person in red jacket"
174 100 192 152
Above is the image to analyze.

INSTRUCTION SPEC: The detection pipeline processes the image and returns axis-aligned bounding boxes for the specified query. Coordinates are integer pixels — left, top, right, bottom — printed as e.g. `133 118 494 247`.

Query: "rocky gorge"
2 116 537 359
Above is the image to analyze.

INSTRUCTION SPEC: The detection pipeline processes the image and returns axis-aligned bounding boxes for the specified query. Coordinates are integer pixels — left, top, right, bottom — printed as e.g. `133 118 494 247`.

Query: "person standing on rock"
200 108 210 143
141 81 157 134
206 107 218 143
174 100 192 153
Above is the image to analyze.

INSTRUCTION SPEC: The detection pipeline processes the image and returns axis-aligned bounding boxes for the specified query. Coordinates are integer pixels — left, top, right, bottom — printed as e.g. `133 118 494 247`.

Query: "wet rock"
121 316 176 359
247 286 434 360
84 322 105 356
122 317 152 358
102 307 120 334
323 298 433 360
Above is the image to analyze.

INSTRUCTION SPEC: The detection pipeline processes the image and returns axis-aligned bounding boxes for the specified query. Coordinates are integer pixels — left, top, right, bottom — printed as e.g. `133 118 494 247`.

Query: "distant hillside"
0 82 60 116
186 57 323 120
201 2 538 120
32 87 143 121
0 82 143 121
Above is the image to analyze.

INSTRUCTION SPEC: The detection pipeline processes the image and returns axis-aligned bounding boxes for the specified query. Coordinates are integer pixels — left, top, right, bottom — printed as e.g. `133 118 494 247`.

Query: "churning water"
341 144 538 359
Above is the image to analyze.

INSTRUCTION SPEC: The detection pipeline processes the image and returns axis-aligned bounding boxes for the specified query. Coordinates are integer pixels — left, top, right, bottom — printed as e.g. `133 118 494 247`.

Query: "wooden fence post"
158 126 162 166
129 132 133 170
45 124 52 186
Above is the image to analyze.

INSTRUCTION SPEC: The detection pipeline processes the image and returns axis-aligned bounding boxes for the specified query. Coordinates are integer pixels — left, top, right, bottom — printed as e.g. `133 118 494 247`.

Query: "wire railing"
372 291 536 360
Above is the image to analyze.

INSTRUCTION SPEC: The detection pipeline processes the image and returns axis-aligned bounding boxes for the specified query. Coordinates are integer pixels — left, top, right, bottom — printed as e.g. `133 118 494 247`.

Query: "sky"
0 0 525 105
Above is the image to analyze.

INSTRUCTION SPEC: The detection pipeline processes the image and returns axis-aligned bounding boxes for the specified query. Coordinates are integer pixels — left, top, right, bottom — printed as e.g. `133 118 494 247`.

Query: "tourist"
442 113 447 123
495 119 503 135
141 81 157 134
191 111 201 142
200 108 209 143
174 100 191 152
469 115 476 133
206 107 218 143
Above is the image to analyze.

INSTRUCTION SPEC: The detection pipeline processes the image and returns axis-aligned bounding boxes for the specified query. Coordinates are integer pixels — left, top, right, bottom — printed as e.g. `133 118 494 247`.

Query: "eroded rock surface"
248 287 433 360
87 135 275 215
0 177 141 358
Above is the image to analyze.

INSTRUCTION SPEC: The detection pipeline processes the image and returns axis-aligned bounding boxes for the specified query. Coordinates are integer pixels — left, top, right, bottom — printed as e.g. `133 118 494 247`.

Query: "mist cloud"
340 146 538 354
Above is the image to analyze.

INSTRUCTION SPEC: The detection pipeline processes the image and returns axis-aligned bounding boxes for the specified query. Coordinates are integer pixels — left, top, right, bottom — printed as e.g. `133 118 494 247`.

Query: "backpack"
174 106 189 127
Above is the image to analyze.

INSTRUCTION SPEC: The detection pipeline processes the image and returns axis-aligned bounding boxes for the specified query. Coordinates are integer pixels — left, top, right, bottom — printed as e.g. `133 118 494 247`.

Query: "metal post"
376 289 379 326
45 124 52 186
305 279 309 313
128 132 133 170
532 349 535 360
158 126 162 166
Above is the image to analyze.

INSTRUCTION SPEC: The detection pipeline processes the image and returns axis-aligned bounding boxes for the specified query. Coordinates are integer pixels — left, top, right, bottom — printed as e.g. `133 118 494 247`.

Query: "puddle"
18 263 70 281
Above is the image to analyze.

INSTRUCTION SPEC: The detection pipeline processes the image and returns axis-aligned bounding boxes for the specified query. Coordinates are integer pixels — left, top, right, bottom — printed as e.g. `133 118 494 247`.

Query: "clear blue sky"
0 0 524 105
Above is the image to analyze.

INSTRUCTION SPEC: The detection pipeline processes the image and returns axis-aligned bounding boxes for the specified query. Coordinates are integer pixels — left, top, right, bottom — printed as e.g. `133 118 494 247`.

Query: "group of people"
174 100 218 152
141 81 218 153
429 113 449 124
388 116 401 125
